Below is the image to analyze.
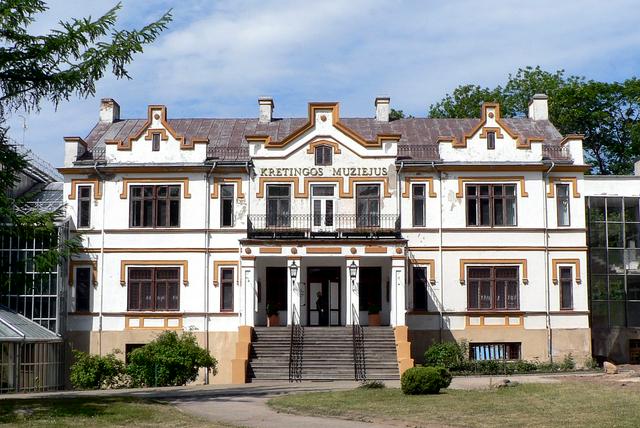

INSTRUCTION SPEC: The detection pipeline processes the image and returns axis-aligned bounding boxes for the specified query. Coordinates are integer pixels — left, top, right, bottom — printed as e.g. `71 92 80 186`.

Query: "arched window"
314 145 332 166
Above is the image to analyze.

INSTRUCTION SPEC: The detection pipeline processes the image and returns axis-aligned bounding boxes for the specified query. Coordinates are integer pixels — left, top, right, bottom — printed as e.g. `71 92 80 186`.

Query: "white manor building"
60 94 618 383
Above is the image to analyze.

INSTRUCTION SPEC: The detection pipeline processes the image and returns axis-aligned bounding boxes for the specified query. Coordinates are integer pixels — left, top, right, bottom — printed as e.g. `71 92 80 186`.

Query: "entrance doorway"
307 267 341 326
359 267 382 323
266 267 287 322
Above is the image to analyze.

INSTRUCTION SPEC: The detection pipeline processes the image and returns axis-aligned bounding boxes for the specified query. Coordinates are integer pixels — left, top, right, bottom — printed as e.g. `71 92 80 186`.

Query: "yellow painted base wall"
66 330 238 385
409 328 591 365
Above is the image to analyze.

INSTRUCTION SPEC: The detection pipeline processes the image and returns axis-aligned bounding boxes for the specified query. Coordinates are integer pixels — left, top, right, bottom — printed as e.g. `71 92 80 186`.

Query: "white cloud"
6 0 640 165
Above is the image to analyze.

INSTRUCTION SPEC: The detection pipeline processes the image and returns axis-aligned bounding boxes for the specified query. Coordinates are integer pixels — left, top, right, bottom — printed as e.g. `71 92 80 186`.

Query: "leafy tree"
0 1 171 289
428 66 640 174
127 331 217 387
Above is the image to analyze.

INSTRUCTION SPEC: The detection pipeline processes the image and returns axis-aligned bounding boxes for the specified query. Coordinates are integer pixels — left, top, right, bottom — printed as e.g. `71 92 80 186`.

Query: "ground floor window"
467 266 519 310
220 268 234 312
469 342 521 361
412 267 428 311
127 267 180 311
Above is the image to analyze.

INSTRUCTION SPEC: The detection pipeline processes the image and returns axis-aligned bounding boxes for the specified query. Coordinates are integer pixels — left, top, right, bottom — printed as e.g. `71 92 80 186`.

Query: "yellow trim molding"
552 258 582 284
211 177 245 199
547 176 580 198
68 178 102 200
460 259 528 283
125 314 183 330
213 261 239 286
465 314 523 328
411 259 436 282
256 176 391 198
69 260 98 286
120 177 191 199
402 177 437 198
120 260 189 286
456 176 528 198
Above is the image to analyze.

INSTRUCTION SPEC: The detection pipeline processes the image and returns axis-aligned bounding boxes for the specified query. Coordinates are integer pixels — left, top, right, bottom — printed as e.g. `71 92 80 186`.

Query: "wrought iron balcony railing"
247 213 400 239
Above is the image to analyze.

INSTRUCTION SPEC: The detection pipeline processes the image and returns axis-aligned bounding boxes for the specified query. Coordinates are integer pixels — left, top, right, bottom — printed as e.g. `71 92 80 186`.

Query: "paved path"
1 373 602 427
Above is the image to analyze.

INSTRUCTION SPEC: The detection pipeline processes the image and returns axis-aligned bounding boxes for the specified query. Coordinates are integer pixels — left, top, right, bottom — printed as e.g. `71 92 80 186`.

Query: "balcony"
247 214 401 239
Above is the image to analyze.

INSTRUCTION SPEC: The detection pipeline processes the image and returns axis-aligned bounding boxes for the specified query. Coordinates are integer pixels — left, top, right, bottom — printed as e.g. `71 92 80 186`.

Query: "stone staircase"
248 326 399 381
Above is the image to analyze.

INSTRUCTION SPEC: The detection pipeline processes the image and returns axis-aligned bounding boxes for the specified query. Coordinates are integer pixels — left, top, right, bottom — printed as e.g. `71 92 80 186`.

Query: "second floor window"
130 185 180 228
413 266 428 311
560 266 573 310
468 266 519 310
77 185 92 228
314 145 332 166
128 267 180 311
466 184 517 227
556 183 570 226
221 184 234 227
266 185 291 227
75 266 91 312
356 184 380 227
412 184 426 227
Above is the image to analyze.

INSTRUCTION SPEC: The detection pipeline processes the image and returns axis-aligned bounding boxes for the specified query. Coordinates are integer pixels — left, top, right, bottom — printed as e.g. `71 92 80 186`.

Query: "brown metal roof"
82 116 566 162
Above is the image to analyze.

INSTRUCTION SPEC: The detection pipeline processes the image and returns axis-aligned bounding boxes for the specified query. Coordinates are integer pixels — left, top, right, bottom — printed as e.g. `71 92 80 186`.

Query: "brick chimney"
375 97 390 122
528 94 548 121
258 97 274 123
99 98 120 123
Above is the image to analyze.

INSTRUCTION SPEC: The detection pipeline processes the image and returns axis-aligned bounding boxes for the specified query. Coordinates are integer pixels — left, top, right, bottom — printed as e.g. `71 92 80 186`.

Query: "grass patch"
268 382 640 428
0 396 227 427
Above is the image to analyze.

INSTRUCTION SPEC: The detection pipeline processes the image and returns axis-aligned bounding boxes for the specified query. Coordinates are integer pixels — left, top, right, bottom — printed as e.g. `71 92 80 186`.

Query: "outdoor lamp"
289 261 298 282
349 261 358 281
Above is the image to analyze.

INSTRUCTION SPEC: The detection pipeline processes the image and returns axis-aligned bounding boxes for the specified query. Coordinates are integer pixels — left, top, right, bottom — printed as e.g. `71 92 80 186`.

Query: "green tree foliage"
70 350 125 390
401 366 452 395
0 1 171 286
428 66 640 174
126 331 217 387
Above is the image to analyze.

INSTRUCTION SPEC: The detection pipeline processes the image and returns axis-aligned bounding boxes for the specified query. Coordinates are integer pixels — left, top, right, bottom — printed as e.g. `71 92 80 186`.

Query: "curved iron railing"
352 304 367 382
248 214 400 239
288 304 304 382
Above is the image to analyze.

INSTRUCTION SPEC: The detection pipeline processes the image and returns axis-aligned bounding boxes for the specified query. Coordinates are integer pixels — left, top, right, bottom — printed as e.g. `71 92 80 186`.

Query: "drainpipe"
543 162 556 362
93 162 106 356
434 162 444 343
204 161 216 384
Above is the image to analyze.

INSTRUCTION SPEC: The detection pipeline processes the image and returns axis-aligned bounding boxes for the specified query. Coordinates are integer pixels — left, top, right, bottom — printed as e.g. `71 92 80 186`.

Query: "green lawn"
268 382 640 428
0 396 227 427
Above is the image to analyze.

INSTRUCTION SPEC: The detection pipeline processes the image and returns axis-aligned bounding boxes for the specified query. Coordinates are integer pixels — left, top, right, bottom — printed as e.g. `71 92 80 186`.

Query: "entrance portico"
239 243 407 328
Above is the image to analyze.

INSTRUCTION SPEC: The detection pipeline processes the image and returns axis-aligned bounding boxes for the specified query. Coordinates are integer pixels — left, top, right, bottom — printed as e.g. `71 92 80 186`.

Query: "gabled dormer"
438 102 544 163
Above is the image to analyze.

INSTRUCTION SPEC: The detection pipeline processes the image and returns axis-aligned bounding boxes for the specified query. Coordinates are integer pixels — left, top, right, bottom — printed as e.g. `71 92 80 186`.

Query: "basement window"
469 343 521 361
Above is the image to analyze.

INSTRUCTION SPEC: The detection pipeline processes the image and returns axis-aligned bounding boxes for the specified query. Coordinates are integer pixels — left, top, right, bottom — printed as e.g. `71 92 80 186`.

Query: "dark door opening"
307 267 341 326
359 267 382 323
266 267 287 322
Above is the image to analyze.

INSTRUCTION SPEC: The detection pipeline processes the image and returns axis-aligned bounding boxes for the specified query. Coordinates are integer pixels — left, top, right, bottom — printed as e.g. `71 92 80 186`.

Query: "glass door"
311 185 336 233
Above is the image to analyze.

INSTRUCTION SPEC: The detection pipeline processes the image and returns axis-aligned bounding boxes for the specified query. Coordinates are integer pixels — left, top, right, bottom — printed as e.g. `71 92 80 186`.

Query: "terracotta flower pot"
268 314 280 327
368 313 381 326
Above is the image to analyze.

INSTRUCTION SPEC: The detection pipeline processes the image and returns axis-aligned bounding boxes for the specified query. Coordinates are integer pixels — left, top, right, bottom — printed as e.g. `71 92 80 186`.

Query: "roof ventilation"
528 94 548 121
258 97 274 123
375 96 390 122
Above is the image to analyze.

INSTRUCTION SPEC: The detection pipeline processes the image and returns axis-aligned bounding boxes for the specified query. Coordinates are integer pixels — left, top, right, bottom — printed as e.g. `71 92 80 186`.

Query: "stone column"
287 257 301 325
345 257 360 325
240 256 256 326
390 257 407 327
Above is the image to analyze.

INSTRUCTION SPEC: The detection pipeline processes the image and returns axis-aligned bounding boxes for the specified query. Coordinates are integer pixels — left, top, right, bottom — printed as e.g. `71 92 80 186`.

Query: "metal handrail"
352 304 367 381
248 213 401 239
288 304 304 382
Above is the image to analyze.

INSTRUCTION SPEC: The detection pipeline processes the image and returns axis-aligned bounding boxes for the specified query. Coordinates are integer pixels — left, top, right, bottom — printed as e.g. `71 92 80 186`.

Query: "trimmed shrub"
401 366 452 395
126 331 217 387
70 350 125 390
423 341 466 370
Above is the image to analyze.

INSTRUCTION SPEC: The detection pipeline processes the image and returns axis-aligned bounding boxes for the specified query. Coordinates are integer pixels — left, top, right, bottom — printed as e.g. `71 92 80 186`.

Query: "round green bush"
424 342 465 370
401 366 452 395
70 350 125 390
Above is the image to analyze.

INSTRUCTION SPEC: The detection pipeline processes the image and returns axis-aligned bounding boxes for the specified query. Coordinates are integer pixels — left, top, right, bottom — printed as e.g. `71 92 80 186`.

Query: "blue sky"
6 0 640 166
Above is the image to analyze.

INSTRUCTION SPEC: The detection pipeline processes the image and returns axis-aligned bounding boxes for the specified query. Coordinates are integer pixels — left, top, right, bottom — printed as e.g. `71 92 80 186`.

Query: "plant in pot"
368 303 381 326
267 303 280 327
